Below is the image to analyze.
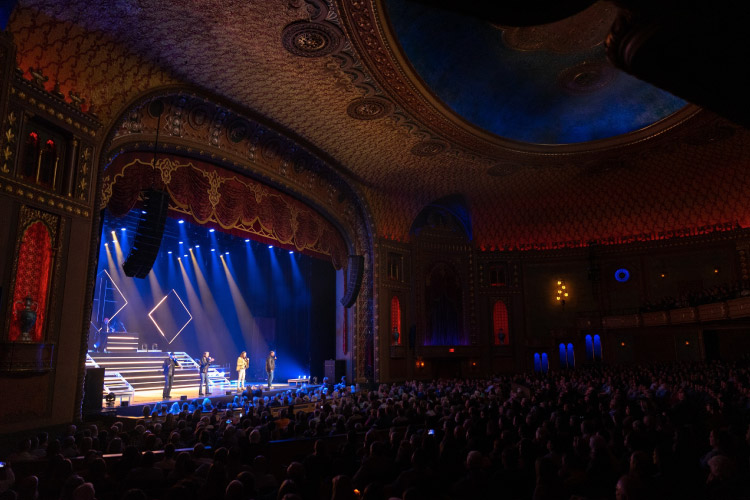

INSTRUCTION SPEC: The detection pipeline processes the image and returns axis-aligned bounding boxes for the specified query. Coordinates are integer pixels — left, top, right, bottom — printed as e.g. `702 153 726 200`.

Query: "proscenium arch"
79 86 378 415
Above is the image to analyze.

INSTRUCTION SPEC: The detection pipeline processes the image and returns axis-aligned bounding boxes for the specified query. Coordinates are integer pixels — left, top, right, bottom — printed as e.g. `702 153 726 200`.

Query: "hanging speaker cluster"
122 189 170 278
340 255 364 308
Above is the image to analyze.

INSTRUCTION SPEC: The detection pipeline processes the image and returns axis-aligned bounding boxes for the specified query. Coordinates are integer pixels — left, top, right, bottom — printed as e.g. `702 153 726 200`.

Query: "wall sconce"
416 357 425 369
556 280 569 306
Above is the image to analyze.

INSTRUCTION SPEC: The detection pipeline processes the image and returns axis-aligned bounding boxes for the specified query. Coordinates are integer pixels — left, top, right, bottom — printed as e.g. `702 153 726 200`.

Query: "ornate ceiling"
8 0 750 249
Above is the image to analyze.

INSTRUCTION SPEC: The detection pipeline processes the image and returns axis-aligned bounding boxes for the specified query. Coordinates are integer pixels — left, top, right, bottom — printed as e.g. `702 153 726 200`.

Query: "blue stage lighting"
178 219 184 224
211 249 216 252
268 245 273 249
195 245 200 248
168 251 172 254
225 251 229 255
183 254 187 258
120 227 126 231
289 250 293 254
179 241 183 244
245 239 250 243
209 228 215 233
141 210 146 214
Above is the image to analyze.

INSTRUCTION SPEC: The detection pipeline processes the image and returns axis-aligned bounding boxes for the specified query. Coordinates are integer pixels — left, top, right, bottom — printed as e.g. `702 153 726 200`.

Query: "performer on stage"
199 351 214 396
236 351 249 391
96 317 110 353
265 350 276 389
162 352 180 399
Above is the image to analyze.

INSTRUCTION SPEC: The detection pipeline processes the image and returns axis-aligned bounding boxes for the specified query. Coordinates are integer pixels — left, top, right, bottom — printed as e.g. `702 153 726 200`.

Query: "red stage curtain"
10 221 53 342
103 153 347 269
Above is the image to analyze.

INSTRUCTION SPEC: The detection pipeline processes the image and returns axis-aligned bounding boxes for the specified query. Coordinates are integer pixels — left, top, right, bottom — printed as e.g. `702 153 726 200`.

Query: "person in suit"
236 351 249 392
265 350 276 389
162 352 180 399
199 351 213 396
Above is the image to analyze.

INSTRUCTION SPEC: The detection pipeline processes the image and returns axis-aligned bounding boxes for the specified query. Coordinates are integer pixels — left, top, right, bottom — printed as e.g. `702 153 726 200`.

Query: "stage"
98 381 321 417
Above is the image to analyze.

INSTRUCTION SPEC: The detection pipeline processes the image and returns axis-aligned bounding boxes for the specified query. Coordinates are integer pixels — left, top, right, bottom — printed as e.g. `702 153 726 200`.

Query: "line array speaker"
122 189 170 278
340 255 364 308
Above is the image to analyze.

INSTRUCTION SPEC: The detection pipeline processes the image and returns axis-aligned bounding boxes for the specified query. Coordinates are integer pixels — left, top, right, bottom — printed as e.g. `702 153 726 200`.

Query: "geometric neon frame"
148 289 192 344
90 269 129 333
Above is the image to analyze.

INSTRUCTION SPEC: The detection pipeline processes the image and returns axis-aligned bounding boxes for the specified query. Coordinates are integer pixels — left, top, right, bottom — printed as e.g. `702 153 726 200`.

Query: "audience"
3 359 750 499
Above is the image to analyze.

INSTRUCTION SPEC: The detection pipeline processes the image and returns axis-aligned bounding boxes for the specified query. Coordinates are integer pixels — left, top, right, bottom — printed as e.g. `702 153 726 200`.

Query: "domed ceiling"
383 0 686 144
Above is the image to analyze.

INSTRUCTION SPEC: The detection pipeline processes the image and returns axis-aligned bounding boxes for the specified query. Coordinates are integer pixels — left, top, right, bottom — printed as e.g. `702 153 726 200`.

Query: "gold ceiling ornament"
346 96 395 120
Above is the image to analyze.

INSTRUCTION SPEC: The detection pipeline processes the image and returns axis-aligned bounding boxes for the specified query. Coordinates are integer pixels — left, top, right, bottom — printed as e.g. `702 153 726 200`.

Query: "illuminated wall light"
685 340 690 345
714 267 720 274
621 342 626 347
555 279 569 305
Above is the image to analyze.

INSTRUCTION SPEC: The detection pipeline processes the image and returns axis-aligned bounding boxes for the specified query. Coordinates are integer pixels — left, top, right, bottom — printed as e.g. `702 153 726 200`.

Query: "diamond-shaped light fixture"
149 289 192 344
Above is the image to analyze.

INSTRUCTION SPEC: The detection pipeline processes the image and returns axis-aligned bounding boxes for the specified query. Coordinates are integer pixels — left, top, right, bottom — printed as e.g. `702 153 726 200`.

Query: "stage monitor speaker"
340 255 364 308
122 189 170 278
83 367 105 414
324 359 346 382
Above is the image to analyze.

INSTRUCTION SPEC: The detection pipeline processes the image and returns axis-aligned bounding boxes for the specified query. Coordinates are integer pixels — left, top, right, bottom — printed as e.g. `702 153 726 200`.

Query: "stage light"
120 227 126 231
104 242 108 246
289 250 293 254
225 251 229 255
209 228 215 233
178 220 184 224
211 248 215 252
195 245 200 248
183 254 187 257
168 251 172 254
111 230 116 237
245 239 250 243
141 210 147 214
179 241 183 244
268 245 273 249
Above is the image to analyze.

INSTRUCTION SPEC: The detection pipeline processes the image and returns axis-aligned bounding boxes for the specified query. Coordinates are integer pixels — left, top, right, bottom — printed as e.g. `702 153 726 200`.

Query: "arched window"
533 353 541 373
585 335 594 362
593 334 603 362
559 343 567 368
390 296 401 345
566 343 575 369
492 300 509 345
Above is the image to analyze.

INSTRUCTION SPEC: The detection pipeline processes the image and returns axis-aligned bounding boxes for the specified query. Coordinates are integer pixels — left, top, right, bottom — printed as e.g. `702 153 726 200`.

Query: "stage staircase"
87 351 231 395
86 354 135 401
105 332 139 352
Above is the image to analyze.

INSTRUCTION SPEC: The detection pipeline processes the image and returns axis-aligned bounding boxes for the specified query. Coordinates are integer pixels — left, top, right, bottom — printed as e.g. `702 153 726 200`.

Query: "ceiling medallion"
411 140 447 157
558 61 616 95
281 20 343 58
346 96 395 120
